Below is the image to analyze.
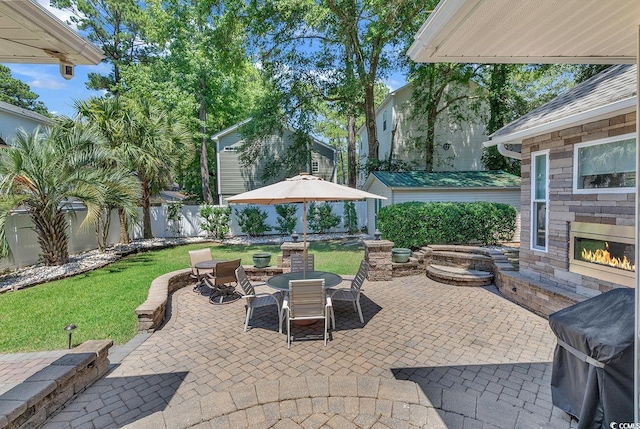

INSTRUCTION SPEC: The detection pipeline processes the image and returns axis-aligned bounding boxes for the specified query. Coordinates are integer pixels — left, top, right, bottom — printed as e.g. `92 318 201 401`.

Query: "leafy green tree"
199 205 231 240
307 202 340 234
275 204 298 235
246 0 435 177
144 0 258 204
0 125 129 265
0 65 49 115
51 0 151 92
408 63 484 172
235 206 271 237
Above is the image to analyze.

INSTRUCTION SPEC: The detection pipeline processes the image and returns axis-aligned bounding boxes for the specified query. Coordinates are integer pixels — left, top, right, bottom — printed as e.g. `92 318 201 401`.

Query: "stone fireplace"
569 222 635 288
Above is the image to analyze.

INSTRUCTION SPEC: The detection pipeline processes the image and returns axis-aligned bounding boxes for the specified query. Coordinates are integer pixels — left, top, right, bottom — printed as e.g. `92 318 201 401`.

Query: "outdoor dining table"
266 271 343 291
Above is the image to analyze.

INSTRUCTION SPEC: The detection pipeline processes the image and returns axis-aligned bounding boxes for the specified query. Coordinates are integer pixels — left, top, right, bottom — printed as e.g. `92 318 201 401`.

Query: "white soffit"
408 0 640 64
0 0 102 65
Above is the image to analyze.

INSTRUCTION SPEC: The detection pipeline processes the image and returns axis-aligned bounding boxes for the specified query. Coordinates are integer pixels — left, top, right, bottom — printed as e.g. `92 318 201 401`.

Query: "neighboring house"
0 101 51 146
213 119 337 203
362 170 521 235
357 82 488 187
486 64 636 298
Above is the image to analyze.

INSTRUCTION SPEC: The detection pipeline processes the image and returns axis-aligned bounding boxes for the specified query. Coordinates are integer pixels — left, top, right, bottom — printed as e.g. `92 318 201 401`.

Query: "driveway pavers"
39 275 576 428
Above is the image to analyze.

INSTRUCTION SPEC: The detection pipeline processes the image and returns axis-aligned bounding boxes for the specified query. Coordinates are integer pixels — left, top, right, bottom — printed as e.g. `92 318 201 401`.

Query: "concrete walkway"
35 275 576 428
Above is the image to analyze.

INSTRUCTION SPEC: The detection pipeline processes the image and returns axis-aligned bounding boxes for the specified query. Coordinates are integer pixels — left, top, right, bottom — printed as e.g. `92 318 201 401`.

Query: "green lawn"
0 240 364 353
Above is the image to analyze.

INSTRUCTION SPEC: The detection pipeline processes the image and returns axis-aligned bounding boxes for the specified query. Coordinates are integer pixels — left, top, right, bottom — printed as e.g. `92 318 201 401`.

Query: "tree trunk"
425 109 437 172
199 78 213 204
118 209 130 244
364 82 379 161
141 178 153 239
31 208 69 266
347 114 357 188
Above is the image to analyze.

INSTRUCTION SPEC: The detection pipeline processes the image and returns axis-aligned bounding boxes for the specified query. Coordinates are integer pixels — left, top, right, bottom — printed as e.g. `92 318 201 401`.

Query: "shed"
362 170 521 236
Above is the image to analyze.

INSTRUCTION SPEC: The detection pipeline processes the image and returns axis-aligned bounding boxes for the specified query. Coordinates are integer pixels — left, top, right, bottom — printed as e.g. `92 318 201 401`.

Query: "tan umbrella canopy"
227 173 386 253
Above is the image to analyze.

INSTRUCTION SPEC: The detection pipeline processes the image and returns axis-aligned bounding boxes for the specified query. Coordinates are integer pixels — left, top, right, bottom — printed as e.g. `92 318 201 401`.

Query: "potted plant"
391 248 412 263
252 252 272 268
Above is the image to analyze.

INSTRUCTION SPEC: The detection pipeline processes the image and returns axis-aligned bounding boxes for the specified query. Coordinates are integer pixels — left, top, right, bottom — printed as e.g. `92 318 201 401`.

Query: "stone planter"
252 252 272 268
392 248 412 263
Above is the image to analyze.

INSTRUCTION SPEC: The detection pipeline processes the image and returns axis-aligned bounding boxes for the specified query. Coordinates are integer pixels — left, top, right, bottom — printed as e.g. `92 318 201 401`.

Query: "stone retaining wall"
135 268 192 332
0 340 112 429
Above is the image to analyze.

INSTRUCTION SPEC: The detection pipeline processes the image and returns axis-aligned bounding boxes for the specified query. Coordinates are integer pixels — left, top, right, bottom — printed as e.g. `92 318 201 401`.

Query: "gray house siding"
215 123 335 202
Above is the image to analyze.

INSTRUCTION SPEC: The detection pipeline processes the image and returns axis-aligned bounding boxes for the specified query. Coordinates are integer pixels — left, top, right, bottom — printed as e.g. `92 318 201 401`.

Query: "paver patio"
38 274 576 428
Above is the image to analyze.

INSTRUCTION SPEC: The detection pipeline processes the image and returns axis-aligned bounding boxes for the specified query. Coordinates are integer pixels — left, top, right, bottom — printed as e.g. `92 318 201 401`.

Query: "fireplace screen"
569 222 635 287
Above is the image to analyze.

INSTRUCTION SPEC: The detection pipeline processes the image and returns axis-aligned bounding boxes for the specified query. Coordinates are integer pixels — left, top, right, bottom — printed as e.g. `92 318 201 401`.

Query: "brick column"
280 242 310 273
364 240 393 281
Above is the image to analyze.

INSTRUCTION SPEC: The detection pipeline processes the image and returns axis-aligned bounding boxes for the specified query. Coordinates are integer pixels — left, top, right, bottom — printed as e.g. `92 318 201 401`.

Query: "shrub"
377 201 517 249
307 202 341 234
274 204 298 235
166 201 183 236
236 205 271 237
199 205 231 240
343 201 359 235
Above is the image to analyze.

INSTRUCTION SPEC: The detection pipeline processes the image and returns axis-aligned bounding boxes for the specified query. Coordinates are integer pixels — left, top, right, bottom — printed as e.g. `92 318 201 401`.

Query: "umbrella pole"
303 200 307 278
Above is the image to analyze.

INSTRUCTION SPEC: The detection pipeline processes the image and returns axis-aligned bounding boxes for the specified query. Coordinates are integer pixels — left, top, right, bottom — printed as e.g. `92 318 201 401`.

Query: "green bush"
307 202 340 234
199 205 231 240
236 205 271 237
274 204 298 235
377 201 517 249
343 201 359 235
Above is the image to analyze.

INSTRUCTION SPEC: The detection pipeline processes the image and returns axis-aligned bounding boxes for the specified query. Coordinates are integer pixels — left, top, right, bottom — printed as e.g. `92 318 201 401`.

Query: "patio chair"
204 259 241 304
189 248 212 291
283 279 331 348
328 260 368 326
236 266 283 333
290 253 314 272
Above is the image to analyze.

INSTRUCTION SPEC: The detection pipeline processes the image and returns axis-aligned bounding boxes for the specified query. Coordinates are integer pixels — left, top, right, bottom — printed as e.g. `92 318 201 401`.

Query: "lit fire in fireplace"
581 242 635 272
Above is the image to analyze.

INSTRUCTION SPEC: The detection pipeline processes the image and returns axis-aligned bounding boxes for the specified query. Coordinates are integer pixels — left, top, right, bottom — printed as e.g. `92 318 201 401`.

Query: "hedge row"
377 201 517 249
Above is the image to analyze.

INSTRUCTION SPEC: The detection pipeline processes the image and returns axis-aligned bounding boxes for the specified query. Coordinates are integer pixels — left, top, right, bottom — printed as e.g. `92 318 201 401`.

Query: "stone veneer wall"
519 112 636 296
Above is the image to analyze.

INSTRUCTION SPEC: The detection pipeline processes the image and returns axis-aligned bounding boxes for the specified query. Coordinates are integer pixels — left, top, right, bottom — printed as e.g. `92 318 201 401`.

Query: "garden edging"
135 268 192 332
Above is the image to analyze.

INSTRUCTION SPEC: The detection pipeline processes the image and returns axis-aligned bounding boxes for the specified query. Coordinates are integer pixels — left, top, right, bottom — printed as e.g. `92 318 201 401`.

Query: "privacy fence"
3 202 368 270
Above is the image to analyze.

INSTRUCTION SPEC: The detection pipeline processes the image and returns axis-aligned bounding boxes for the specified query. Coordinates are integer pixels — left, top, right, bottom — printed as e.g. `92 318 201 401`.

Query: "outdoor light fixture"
64 324 76 349
374 229 382 240
442 143 451 151
291 232 299 242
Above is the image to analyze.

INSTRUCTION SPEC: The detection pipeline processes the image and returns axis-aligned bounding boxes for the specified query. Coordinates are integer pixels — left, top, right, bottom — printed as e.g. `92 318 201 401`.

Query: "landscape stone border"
0 340 112 429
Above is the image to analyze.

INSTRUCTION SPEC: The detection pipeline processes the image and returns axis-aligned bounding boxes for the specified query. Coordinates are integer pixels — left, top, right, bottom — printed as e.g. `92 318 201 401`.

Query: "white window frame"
531 149 549 252
382 110 387 131
573 133 636 194
311 160 320 173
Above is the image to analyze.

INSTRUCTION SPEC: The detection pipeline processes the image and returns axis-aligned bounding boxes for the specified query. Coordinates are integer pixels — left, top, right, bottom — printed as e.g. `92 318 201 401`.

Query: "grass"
0 240 364 353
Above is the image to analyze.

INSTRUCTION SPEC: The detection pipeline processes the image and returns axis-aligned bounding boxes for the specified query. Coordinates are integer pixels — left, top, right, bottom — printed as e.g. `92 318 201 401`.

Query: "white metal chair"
290 253 314 272
328 260 368 326
188 248 212 291
283 279 331 348
236 266 283 333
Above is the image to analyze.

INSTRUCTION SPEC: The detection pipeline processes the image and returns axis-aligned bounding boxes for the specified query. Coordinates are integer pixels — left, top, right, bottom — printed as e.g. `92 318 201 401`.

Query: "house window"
311 160 319 173
573 134 636 193
382 110 387 131
531 150 549 252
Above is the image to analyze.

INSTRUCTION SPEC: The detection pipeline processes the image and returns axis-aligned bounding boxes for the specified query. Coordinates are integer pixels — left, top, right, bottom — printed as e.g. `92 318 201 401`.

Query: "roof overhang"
408 0 640 65
0 0 103 66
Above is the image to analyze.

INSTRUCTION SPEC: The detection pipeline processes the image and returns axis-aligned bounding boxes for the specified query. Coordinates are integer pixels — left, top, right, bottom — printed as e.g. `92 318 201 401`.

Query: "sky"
8 1 407 118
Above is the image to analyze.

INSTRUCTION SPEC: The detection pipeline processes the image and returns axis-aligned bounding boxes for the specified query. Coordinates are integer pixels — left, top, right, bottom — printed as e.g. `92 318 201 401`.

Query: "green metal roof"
372 171 521 188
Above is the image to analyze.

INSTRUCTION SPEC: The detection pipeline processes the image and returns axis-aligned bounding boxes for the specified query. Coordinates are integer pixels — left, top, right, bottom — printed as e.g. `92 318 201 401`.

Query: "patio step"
427 264 494 287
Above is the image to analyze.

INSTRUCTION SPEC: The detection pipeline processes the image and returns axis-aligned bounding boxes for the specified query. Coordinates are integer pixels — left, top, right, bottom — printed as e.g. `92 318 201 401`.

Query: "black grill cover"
549 288 634 429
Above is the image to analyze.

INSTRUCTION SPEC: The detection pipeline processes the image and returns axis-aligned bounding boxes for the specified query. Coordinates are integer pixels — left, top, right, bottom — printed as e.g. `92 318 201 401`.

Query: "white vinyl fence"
3 202 368 270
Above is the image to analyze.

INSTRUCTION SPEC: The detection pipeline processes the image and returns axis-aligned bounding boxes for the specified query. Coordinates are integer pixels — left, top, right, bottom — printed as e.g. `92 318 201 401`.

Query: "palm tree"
0 125 127 265
76 96 191 240
127 98 191 239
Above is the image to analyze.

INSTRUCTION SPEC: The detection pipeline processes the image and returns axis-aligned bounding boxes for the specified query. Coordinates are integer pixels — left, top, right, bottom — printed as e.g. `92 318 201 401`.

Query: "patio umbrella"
226 173 386 261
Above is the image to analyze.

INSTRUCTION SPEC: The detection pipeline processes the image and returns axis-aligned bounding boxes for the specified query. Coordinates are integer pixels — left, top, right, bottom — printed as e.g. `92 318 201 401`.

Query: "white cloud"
9 65 68 90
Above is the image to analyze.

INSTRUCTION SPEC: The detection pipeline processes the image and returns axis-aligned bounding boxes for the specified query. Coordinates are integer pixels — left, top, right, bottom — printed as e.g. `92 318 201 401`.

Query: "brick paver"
39 276 577 428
